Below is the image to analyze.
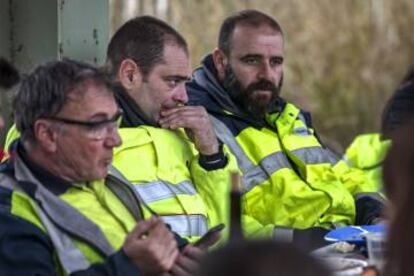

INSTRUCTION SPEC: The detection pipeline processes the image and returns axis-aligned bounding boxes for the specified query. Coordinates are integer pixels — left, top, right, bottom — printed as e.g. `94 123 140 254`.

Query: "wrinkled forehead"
229 24 284 55
67 79 112 101
155 44 192 75
59 79 116 116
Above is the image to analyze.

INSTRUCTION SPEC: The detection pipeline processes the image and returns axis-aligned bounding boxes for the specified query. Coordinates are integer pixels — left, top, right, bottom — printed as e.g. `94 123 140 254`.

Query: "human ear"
212 48 228 80
33 120 58 152
118 59 143 91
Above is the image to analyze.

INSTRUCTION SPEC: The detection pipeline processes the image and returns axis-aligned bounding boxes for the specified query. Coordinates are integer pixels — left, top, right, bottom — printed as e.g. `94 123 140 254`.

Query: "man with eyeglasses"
0 59 187 275
105 15 274 246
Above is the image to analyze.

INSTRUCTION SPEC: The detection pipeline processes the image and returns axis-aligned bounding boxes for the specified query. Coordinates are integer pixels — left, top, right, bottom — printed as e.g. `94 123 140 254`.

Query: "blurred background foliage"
114 0 413 151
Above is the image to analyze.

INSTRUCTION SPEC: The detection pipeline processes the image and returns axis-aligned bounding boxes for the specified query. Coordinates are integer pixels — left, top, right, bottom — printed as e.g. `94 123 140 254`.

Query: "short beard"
222 65 282 119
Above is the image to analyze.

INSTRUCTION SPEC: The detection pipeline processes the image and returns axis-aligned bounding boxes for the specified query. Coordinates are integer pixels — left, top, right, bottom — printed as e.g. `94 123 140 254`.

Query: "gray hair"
13 59 113 142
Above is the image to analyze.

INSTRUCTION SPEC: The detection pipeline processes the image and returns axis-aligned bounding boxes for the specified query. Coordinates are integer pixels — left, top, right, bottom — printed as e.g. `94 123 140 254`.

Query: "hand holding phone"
193 223 225 250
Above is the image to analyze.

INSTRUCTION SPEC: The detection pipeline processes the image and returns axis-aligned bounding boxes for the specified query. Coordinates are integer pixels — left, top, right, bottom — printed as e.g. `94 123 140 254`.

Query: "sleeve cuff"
199 143 228 171
115 249 142 275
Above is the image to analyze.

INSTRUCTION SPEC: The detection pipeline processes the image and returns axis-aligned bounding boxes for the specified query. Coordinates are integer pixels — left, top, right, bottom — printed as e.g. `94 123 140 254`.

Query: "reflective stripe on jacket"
0 151 143 274
4 123 275 240
113 127 224 241
187 54 383 235
113 126 274 241
209 105 356 229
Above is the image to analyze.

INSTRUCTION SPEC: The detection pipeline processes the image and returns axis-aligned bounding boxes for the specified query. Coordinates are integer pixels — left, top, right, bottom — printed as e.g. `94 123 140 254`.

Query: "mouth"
254 89 273 95
251 90 274 100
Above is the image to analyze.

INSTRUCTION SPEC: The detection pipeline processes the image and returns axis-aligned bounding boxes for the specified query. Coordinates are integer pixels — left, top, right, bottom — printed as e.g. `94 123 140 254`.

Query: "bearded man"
187 9 384 250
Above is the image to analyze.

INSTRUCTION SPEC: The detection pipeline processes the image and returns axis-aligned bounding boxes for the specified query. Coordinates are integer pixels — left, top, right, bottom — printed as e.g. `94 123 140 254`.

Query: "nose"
104 127 122 148
257 61 273 81
172 84 188 105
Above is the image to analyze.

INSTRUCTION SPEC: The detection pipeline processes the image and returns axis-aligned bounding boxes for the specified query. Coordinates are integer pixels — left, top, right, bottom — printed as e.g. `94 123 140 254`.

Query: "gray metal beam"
0 0 11 59
11 0 58 73
0 0 109 143
8 0 109 73
59 0 109 65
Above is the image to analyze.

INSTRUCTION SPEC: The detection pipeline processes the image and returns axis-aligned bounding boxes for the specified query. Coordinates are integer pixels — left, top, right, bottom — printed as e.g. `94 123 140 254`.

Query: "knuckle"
199 107 207 116
166 231 175 242
171 238 178 248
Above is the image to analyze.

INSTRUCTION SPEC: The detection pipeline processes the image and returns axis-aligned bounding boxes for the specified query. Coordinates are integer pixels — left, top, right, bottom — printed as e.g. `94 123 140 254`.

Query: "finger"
148 221 178 250
159 107 206 125
151 223 179 261
170 258 192 276
161 107 205 120
194 230 222 250
163 247 180 272
147 219 170 239
159 113 198 128
183 245 205 261
160 106 201 117
175 252 200 273
129 216 159 239
160 113 205 130
164 236 179 258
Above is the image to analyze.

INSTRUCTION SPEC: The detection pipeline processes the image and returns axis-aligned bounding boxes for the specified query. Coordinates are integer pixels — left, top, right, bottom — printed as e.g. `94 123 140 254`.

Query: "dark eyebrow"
240 54 262 60
164 75 191 81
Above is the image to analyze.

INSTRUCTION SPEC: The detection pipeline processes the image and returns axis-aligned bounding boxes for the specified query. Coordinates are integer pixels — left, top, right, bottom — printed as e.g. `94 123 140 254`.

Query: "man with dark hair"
106 16 188 80
187 9 383 249
0 59 182 275
105 15 273 246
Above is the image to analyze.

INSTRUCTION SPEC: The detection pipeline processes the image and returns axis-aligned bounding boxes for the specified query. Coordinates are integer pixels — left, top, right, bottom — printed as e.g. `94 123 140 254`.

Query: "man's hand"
159 106 219 155
165 245 205 276
123 217 179 275
193 223 224 250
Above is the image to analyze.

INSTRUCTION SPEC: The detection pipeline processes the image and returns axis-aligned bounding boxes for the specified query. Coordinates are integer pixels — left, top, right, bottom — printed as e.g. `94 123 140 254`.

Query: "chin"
99 169 109 179
88 169 108 181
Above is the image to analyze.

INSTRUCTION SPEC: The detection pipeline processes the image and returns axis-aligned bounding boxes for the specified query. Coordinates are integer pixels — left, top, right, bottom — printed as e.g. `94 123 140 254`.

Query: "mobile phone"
193 223 225 249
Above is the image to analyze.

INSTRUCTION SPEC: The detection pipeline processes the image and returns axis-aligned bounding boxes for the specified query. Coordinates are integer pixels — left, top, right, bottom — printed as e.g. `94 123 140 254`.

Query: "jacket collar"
113 83 157 128
7 141 74 196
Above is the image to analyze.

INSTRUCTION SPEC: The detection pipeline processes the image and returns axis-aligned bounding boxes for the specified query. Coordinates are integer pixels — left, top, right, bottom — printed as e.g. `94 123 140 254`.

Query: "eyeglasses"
47 109 123 140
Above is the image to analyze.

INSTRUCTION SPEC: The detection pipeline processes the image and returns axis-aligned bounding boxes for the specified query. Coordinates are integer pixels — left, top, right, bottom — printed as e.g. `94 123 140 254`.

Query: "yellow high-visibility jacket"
4 124 275 241
187 55 383 237
344 133 391 192
112 126 274 242
0 146 148 275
